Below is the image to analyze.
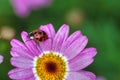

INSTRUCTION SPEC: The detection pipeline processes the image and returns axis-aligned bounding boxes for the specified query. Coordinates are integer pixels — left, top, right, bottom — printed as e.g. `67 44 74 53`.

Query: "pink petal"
21 31 40 56
39 24 55 52
26 76 35 80
11 47 33 59
69 48 97 71
0 55 3 64
60 30 82 53
66 71 96 80
11 57 33 68
63 35 88 60
52 24 69 52
11 39 25 48
40 23 55 40
10 0 30 17
10 39 33 58
18 75 35 80
8 68 34 79
39 39 52 52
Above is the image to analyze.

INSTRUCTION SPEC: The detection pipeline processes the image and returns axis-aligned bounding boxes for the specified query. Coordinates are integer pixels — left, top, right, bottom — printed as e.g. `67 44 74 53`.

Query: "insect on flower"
28 29 48 43
8 24 97 80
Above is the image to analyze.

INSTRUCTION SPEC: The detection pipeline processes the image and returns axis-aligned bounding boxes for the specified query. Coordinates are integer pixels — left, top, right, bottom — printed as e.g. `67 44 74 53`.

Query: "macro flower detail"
10 0 52 17
34 52 68 80
8 23 97 80
0 55 3 64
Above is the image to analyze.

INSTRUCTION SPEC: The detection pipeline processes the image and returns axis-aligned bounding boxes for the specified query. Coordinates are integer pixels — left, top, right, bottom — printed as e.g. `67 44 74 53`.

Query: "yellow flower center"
34 52 68 80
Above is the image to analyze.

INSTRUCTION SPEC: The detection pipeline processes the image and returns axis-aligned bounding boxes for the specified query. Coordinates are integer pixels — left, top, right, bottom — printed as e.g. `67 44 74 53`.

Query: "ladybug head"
28 32 34 40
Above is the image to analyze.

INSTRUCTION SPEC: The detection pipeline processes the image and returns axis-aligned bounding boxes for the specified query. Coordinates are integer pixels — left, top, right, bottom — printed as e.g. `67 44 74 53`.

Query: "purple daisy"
0 55 3 64
10 0 52 18
8 24 97 80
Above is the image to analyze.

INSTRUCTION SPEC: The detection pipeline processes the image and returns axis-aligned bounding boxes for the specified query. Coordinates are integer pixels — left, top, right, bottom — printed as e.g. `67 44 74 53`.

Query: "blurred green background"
0 0 120 80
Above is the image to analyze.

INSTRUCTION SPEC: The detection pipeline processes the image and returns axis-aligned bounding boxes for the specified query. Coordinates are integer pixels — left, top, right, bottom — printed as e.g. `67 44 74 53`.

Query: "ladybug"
28 29 48 42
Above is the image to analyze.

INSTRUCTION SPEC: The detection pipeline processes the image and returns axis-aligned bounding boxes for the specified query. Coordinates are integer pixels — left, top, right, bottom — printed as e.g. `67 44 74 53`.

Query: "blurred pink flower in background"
10 0 52 18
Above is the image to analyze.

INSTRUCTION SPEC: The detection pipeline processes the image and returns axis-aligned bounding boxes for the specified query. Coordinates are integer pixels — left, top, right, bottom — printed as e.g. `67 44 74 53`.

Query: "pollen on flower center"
34 52 68 80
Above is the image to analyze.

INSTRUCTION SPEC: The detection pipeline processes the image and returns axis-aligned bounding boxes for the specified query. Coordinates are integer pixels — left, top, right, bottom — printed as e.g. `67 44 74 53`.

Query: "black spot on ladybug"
28 29 48 42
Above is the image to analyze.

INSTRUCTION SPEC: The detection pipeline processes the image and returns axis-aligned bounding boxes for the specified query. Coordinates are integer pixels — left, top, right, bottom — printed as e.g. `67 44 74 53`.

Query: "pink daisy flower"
8 24 97 80
0 55 3 64
10 0 52 18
